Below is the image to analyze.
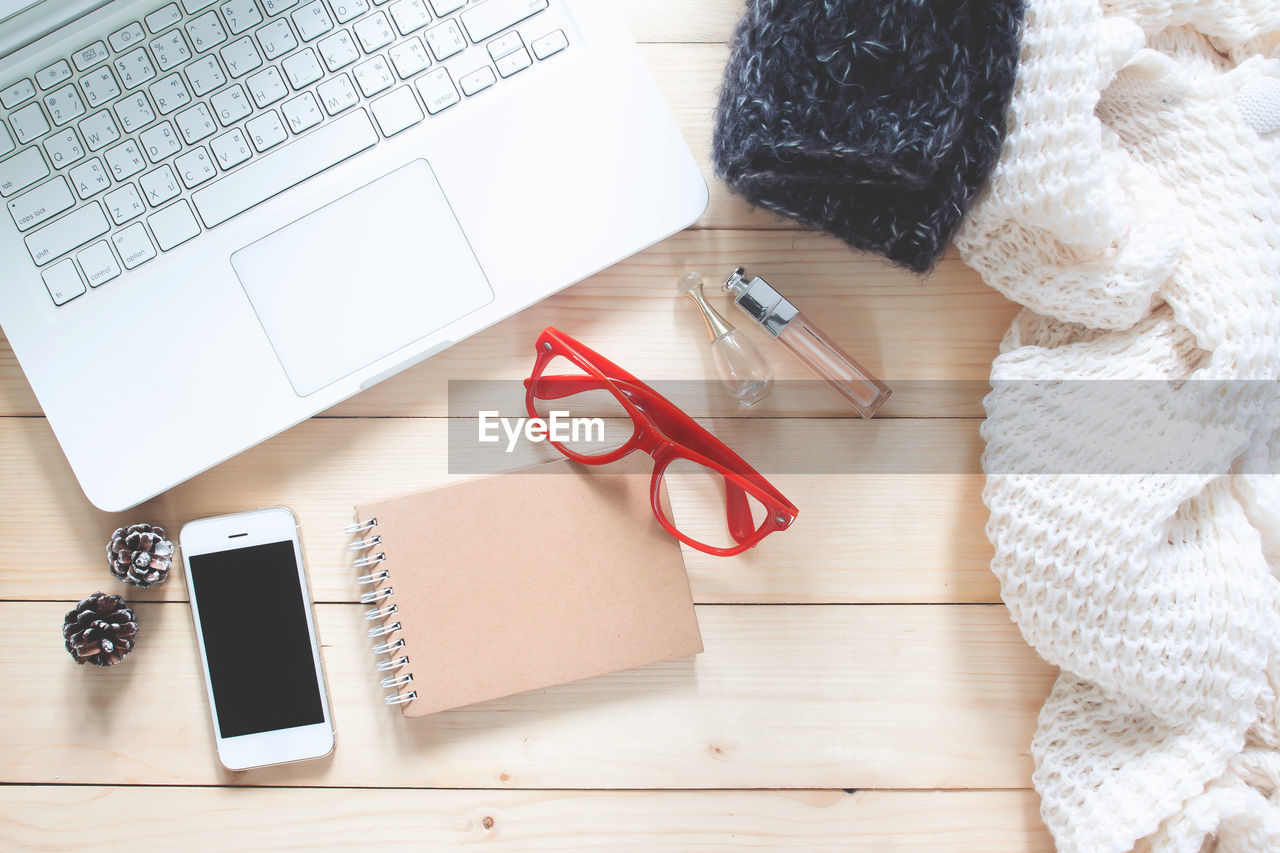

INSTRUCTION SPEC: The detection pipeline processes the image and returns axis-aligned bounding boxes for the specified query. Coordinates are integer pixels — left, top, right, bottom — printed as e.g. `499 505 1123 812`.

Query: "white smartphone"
180 507 335 771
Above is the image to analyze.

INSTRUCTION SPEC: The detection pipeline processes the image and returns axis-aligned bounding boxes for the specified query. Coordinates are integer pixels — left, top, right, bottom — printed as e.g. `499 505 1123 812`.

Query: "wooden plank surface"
1 602 1052 789
0 417 997 604
0 788 1053 852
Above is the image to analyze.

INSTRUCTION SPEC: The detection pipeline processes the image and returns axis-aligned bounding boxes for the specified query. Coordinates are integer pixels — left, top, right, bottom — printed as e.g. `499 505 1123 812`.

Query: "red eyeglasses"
524 327 797 556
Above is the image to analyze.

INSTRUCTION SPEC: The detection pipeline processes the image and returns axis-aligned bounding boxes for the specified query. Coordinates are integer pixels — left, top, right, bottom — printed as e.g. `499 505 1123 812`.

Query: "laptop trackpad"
231 159 495 397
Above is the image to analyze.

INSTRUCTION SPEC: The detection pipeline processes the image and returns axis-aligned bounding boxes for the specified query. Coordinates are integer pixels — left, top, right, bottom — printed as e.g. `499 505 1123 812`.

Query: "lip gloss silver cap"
723 268 798 337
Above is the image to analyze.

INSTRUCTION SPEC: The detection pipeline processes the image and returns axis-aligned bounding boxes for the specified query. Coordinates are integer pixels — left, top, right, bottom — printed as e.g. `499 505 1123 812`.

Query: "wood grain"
0 602 1053 789
0 417 998 604
620 0 746 43
0 787 1052 852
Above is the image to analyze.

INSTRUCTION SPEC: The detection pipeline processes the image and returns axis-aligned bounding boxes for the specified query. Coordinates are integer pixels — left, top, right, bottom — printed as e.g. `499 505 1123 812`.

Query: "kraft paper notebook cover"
350 458 703 717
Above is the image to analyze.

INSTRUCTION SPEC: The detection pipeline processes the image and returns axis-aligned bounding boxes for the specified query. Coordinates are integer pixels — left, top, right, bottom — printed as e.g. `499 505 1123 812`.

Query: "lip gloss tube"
722 268 892 418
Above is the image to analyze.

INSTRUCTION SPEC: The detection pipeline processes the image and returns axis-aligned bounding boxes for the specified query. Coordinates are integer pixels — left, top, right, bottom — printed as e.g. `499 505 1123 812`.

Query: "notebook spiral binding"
346 517 416 707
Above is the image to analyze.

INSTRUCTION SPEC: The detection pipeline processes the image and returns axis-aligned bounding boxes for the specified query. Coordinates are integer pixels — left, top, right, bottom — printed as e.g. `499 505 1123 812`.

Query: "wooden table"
0 2 1057 849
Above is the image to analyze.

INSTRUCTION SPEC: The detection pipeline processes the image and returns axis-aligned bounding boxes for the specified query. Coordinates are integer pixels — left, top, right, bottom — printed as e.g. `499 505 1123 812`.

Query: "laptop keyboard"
0 0 568 307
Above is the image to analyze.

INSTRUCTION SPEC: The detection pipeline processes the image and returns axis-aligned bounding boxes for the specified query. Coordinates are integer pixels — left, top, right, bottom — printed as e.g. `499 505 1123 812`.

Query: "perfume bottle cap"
723 268 798 338
679 272 735 343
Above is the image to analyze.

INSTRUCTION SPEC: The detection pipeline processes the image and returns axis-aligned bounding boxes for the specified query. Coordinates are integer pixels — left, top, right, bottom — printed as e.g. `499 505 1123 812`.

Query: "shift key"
25 202 110 265
460 0 548 43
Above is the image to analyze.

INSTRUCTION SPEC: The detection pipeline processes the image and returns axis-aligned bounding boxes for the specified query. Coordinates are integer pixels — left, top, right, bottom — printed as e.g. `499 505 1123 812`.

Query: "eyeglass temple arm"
529 375 773 541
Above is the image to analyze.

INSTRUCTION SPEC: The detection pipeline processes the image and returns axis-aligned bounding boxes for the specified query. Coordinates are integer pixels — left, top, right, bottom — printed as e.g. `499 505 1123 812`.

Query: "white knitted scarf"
952 1 1280 850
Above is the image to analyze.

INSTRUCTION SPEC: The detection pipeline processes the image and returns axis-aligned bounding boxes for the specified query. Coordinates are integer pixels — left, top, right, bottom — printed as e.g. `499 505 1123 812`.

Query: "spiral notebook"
348 458 703 716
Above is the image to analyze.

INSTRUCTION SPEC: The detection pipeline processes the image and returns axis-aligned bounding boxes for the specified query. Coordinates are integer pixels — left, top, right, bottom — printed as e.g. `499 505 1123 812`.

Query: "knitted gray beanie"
713 0 1025 273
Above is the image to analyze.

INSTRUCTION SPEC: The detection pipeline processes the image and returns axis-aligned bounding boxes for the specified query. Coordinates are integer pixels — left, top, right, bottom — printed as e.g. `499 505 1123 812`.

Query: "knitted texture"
953 0 1280 849
712 0 1025 273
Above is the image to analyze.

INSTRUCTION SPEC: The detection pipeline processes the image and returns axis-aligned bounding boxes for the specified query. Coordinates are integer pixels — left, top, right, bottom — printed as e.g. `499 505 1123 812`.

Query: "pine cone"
107 523 173 589
63 592 139 666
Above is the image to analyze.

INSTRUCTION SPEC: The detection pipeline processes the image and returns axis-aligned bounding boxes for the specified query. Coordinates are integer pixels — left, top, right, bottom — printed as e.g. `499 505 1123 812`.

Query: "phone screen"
188 541 325 738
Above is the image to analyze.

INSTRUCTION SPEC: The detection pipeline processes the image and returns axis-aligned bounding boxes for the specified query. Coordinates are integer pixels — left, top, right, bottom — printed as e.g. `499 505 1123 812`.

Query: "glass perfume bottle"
678 272 773 406
723 268 891 419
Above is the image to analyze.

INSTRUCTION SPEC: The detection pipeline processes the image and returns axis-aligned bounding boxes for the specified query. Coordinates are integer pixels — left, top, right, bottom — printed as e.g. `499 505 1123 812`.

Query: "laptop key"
141 121 181 162
80 111 121 151
247 67 289 107
148 199 201 249
263 0 301 15
7 175 74 231
389 0 431 35
115 48 158 89
0 122 13 157
42 258 86 305
175 103 217 143
370 86 423 136
415 67 458 114
428 0 465 15
460 0 548 44
222 0 264 35
210 127 252 168
69 158 111 198
353 56 394 97
317 73 358 115
1 78 35 109
292 1 335 42
174 147 217 188
246 109 288 150
458 66 495 97
187 55 229 96
115 92 157 133
495 47 531 78
44 128 85 169
105 139 147 180
281 92 322 132
71 42 110 72
424 20 465 61
211 84 252 125
257 19 298 59
151 30 193 72
283 48 324 88
10 102 50 145
221 37 264 78
0 147 49 197
388 37 429 78
146 4 183 34
108 22 146 53
530 29 567 60
78 240 122 287
332 0 370 23
35 60 73 91
104 183 146 223
186 12 228 52
81 67 122 109
112 222 157 268
318 29 360 71
26 202 110 265
47 87 90 128
353 12 395 52
140 164 181 205
192 109 377 227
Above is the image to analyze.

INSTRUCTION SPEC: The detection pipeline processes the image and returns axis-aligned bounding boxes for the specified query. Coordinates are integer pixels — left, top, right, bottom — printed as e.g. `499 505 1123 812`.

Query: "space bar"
192 111 379 228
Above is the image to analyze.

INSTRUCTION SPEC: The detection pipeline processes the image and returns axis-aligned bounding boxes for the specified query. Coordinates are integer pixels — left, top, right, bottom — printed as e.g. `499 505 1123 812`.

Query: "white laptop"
0 0 707 511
